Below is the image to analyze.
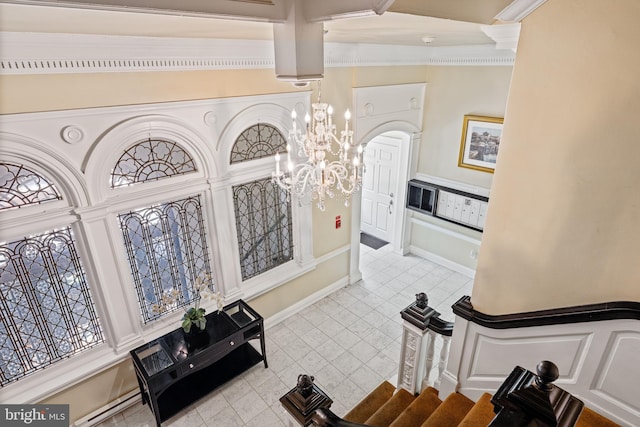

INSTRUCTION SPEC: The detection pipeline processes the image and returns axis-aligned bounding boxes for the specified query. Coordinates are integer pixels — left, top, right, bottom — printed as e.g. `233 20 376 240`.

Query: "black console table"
130 299 267 426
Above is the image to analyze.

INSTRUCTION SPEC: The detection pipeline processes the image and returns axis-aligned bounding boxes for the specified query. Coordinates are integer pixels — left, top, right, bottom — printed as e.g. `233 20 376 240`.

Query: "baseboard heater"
72 390 141 427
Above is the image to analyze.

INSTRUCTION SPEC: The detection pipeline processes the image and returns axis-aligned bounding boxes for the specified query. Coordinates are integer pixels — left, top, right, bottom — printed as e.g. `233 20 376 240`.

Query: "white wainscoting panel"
592 331 640 415
441 317 640 426
467 333 590 381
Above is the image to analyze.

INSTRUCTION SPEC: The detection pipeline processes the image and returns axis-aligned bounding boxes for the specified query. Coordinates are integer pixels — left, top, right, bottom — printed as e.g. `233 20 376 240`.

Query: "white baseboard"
264 276 349 330
409 245 476 279
72 389 140 427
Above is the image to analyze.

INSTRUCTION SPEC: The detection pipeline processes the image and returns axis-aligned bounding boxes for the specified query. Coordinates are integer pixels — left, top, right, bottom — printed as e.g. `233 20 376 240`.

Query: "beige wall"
472 0 640 315
39 360 138 424
409 65 512 265
0 69 304 114
419 65 513 187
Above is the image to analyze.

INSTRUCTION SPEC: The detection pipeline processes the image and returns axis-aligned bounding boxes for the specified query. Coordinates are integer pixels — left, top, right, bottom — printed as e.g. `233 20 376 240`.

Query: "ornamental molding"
0 32 514 75
494 0 548 23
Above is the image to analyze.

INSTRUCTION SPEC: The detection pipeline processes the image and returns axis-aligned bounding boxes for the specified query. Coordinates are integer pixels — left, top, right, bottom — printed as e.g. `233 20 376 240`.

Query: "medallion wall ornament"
60 125 84 144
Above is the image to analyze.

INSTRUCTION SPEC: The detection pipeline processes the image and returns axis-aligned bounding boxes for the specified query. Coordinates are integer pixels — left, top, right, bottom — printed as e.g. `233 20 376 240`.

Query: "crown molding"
481 23 521 52
494 0 548 23
0 32 514 75
3 0 397 24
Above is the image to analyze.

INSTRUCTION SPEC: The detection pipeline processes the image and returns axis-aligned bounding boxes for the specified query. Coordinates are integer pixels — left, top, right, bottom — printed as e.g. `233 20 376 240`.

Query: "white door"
360 135 400 243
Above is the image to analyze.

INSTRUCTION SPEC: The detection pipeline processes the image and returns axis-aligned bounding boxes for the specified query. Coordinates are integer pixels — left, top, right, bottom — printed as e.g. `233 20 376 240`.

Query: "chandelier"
272 85 363 211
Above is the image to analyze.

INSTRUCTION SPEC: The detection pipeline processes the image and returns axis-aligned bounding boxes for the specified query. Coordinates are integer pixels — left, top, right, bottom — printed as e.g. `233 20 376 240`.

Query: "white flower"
151 272 223 316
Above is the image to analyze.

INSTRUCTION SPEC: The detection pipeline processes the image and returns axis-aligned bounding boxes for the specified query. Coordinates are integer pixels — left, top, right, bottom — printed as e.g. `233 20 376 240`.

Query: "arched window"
230 123 287 164
110 138 197 188
0 162 62 211
230 124 294 280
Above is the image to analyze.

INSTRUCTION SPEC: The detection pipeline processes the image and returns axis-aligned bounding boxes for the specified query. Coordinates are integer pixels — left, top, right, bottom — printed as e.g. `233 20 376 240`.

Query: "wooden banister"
311 408 372 427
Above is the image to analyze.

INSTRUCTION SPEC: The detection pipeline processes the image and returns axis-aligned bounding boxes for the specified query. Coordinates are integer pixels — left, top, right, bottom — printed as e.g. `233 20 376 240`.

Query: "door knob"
389 192 394 198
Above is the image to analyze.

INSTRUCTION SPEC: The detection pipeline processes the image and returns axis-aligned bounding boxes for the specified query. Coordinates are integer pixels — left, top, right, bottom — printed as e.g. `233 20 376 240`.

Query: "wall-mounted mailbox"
407 180 437 216
406 179 489 232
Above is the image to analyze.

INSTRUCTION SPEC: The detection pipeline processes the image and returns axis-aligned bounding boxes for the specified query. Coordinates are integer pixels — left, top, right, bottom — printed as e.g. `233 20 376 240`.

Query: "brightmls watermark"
1 405 68 426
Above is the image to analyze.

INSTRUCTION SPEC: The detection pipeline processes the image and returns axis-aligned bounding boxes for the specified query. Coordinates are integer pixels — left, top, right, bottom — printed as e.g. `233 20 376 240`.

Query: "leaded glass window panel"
233 177 293 280
230 123 287 164
0 162 62 211
110 139 197 188
0 227 104 386
118 195 214 323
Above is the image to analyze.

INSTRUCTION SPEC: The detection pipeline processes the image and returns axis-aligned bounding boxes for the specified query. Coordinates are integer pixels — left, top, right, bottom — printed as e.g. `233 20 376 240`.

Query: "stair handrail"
426 315 454 336
311 408 372 427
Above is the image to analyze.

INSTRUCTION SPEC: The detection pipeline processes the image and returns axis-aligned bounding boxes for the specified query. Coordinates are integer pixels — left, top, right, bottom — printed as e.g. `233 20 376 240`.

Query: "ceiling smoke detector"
421 36 436 45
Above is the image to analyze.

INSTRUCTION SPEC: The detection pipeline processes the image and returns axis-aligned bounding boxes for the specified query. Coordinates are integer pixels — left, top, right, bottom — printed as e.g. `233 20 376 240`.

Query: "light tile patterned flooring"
98 244 473 427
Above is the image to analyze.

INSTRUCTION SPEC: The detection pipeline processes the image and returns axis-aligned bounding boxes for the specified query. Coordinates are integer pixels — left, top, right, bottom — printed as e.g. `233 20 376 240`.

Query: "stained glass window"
233 177 293 280
0 163 62 211
118 196 214 323
230 123 287 164
0 227 104 386
110 138 197 188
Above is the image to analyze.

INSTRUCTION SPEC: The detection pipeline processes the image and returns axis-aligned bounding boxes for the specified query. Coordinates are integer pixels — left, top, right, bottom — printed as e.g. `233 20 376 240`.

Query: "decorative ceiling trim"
494 0 548 23
481 23 521 52
0 32 514 75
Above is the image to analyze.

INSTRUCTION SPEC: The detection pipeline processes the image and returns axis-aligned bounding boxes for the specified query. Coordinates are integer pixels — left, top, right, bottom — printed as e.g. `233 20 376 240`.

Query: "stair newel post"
397 293 439 395
489 360 585 427
280 374 334 426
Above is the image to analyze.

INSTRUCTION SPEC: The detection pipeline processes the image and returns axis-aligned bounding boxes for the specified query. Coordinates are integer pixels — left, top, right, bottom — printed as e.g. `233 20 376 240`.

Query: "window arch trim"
84 115 214 203
0 133 90 211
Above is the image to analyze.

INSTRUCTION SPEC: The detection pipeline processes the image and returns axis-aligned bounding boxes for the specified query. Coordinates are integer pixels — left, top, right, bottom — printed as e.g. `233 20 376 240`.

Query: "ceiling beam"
2 0 395 23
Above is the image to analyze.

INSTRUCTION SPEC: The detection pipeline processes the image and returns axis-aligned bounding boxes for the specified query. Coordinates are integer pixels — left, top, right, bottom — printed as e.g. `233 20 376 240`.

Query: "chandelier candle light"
273 88 364 211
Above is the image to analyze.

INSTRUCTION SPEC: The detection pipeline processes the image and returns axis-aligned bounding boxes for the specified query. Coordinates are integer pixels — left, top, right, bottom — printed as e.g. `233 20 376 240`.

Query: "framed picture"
458 115 504 173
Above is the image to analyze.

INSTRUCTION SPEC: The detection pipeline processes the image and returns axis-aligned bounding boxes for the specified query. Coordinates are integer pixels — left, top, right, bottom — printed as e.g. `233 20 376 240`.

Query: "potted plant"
182 306 207 334
182 273 225 334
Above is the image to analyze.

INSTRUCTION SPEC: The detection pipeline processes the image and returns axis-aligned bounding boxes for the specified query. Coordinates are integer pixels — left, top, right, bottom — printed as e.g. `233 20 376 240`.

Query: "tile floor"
98 244 473 427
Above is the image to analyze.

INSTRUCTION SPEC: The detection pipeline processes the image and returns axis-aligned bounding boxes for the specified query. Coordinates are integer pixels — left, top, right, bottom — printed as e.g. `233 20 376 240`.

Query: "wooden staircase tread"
458 393 495 427
388 387 442 427
576 407 621 427
338 381 622 427
365 388 416 427
419 392 475 427
343 380 396 424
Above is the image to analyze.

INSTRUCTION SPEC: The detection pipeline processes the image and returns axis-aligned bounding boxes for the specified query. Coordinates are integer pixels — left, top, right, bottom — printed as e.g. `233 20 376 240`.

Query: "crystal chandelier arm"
274 82 362 210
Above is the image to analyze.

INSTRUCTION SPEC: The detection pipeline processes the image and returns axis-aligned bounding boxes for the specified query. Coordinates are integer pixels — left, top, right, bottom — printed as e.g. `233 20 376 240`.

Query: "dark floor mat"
360 232 389 250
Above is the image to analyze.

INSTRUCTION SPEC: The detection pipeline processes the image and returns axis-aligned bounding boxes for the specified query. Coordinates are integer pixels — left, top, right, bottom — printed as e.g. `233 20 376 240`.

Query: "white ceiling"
0 2 497 48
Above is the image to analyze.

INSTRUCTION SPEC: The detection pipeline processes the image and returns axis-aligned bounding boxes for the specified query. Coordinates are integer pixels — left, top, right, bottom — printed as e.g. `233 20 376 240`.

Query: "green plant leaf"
182 318 192 333
194 317 206 330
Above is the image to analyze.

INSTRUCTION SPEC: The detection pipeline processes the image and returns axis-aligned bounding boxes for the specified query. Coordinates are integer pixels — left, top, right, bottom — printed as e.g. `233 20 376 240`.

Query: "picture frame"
458 115 504 173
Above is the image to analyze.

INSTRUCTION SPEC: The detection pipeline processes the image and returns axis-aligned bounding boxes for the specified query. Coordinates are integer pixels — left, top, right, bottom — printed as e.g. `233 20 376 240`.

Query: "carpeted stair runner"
388 387 441 427
420 392 475 427
364 388 415 427
344 381 396 424
576 407 620 427
343 382 621 427
458 393 495 426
